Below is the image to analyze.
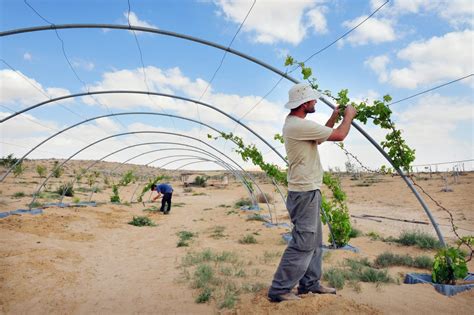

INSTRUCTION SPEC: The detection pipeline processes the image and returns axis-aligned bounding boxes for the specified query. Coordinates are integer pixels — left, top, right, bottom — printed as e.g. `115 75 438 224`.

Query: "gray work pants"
268 190 323 295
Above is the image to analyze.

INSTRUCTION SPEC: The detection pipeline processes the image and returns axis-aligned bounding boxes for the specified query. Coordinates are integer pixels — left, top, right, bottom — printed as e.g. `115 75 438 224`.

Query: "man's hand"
344 105 357 120
325 106 340 128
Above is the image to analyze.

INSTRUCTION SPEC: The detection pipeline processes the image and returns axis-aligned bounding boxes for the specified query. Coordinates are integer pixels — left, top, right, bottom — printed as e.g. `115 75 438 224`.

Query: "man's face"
304 100 316 113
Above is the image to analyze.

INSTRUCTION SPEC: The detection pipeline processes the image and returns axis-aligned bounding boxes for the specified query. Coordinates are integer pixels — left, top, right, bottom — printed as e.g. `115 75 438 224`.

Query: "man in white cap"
268 83 357 302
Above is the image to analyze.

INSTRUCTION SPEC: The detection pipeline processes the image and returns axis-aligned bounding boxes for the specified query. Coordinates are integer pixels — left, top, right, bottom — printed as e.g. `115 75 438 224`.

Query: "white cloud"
342 16 396 46
371 0 474 28
0 69 71 106
72 59 95 71
0 112 58 137
307 6 328 34
388 30 473 89
23 52 32 61
83 66 287 127
395 93 473 163
214 0 329 45
123 11 157 29
364 55 390 82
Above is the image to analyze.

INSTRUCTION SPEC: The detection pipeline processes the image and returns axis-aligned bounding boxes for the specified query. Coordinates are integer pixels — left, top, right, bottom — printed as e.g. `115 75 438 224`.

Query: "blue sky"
1 0 473 172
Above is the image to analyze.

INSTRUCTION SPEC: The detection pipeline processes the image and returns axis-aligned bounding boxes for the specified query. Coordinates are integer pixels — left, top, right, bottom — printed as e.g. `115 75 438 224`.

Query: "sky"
1 0 473 173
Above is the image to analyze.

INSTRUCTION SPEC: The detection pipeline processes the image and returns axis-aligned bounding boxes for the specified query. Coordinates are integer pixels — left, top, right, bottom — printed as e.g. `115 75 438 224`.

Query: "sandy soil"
0 160 473 314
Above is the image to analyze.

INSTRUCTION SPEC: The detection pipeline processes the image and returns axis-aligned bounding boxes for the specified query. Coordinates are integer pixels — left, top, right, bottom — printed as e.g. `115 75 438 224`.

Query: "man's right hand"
344 105 357 119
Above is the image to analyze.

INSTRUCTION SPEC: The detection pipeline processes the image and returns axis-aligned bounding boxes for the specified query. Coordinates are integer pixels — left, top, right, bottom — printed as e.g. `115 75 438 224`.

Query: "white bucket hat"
284 83 322 110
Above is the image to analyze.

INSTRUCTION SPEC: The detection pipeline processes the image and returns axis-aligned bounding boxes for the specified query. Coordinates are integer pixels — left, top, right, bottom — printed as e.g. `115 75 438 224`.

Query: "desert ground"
1 159 473 314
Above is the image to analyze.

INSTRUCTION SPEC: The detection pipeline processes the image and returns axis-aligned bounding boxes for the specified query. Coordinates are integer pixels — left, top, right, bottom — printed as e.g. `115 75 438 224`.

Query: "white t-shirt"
283 115 332 192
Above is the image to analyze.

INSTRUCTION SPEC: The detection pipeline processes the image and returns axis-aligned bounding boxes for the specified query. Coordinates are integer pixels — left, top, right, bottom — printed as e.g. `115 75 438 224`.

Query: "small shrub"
29 201 43 208
195 287 212 303
246 213 267 222
374 252 411 268
413 255 434 269
262 251 281 263
36 165 46 177
366 231 382 241
234 269 246 277
13 163 25 177
359 267 392 283
234 197 252 208
349 228 363 238
257 192 273 203
56 183 74 197
194 175 208 187
241 282 266 293
128 216 156 227
219 283 238 309
110 184 120 203
13 191 25 198
192 192 206 196
177 230 196 247
396 231 441 249
210 226 226 239
194 264 215 289
323 268 345 289
183 187 193 193
239 234 257 244
72 197 81 203
143 205 159 212
0 154 18 167
51 161 63 178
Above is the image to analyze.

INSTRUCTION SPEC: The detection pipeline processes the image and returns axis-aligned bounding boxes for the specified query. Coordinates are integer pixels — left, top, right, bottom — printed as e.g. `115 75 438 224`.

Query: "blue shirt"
156 183 173 194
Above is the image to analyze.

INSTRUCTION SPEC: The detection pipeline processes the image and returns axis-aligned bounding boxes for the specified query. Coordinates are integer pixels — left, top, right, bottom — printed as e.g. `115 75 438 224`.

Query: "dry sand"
0 160 473 314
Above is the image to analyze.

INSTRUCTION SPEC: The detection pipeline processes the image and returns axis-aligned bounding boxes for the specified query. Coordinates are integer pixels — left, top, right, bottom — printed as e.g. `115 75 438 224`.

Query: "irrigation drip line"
233 0 389 126
23 0 129 131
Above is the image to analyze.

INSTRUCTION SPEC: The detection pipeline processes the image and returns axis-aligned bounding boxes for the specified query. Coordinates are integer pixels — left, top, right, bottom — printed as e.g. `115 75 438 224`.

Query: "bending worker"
268 83 357 302
151 183 174 214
